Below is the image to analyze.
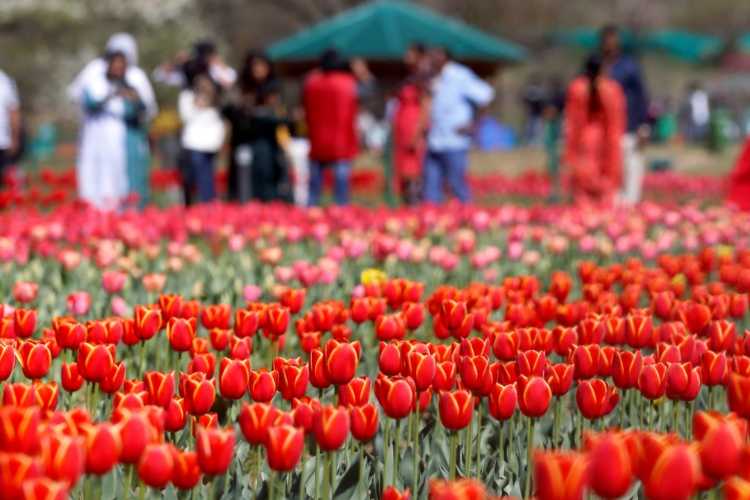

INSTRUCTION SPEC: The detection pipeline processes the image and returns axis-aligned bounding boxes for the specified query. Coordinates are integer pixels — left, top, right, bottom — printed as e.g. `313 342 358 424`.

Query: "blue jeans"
308 160 351 206
183 149 216 204
423 150 471 203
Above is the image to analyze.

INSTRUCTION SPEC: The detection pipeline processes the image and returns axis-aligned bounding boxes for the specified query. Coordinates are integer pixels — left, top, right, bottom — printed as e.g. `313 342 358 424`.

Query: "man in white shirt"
424 47 494 203
0 70 20 187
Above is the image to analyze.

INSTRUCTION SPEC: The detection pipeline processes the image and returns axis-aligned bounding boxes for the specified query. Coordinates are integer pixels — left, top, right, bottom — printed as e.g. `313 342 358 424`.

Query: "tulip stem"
475 406 482 477
553 397 561 447
322 452 332 500
412 409 419 495
137 481 145 500
524 417 535 500
358 443 365 499
314 445 320 499
393 419 401 485
298 462 305 500
383 417 391 486
126 465 134 496
139 340 147 375
464 413 473 477
498 421 505 464
449 431 458 480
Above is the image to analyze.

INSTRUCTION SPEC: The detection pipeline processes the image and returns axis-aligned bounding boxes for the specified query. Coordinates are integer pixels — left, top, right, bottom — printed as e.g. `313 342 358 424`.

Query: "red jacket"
303 70 358 162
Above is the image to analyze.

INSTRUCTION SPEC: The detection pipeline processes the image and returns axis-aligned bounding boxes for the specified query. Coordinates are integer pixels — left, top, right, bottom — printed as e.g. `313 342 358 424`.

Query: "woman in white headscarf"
69 33 157 210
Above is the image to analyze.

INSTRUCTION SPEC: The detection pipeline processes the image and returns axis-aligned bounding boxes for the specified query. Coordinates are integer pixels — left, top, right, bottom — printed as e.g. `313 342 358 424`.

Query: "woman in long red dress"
564 55 626 205
393 80 430 205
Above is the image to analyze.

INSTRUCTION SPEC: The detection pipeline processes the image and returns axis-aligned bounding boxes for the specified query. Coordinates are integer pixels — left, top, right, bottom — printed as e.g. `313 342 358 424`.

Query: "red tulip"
77 342 116 382
458 354 491 395
166 317 196 352
144 371 175 408
138 443 174 489
114 408 151 464
265 424 304 472
585 432 633 498
379 342 402 376
248 368 277 402
612 350 642 390
625 313 654 349
276 358 309 401
642 443 700 500
0 406 40 454
171 448 202 490
313 405 350 451
324 339 359 386
666 362 701 401
438 389 474 430
488 383 517 421
375 314 406 341
263 304 290 340
134 305 163 340
350 403 379 442
546 363 574 397
517 350 547 377
694 411 745 480
182 373 216 415
493 331 519 360
291 397 320 434
534 450 588 500
218 358 250 400
34 381 58 412
234 309 261 338
570 344 599 380
517 375 552 418
638 363 668 400
375 375 415 420
280 288 306 314
338 376 371 407
576 379 619 420
701 350 728 386
18 340 51 379
13 308 37 338
725 477 750 500
408 350 437 392
239 402 279 446
0 453 42 500
433 360 457 392
164 397 187 432
82 423 122 475
2 382 35 407
382 485 411 500
100 361 126 394
40 434 85 488
195 426 235 475
201 304 231 330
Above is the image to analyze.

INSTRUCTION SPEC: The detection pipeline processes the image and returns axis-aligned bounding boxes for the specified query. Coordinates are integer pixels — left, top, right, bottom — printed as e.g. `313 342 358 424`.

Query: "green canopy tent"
548 28 722 63
267 0 526 76
640 30 723 63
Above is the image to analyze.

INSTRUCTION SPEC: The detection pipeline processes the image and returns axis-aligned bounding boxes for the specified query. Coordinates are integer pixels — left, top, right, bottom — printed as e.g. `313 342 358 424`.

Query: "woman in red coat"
564 55 626 205
393 81 430 205
728 138 750 211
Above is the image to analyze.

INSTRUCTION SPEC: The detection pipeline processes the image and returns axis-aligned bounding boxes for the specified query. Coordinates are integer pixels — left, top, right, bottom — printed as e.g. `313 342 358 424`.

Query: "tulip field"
3 199 750 499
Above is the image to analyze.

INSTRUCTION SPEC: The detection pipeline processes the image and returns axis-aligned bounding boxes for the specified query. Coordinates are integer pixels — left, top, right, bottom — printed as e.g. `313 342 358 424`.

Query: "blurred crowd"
0 25 748 210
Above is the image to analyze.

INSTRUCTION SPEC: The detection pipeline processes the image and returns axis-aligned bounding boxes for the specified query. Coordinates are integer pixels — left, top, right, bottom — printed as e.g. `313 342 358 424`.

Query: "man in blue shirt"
424 47 494 203
600 25 650 205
